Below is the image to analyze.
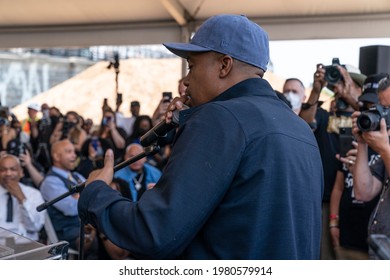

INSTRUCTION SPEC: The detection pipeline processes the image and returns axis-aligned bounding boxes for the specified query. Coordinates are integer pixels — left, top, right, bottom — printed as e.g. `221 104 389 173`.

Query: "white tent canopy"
1 0 390 49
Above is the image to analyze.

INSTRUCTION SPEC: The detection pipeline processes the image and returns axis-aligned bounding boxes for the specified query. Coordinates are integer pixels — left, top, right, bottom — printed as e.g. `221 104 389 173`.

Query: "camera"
0 117 9 126
102 116 112 126
357 104 390 132
7 141 26 156
62 120 76 139
0 106 10 126
339 127 354 157
324 58 346 86
116 93 123 104
91 136 104 157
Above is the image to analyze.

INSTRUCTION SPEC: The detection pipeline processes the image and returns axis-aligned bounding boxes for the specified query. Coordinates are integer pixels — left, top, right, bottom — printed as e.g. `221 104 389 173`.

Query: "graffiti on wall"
0 55 92 108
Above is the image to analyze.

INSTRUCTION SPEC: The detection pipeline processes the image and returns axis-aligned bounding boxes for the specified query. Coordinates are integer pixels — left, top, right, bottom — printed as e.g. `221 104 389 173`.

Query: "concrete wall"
0 52 94 108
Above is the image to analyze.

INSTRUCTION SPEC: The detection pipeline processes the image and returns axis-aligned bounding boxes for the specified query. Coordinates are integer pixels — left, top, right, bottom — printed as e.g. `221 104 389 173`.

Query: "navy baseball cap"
163 14 269 71
359 73 388 104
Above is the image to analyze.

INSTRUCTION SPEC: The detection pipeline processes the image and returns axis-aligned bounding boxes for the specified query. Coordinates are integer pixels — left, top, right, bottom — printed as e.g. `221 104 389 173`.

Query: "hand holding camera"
102 116 113 126
153 92 173 124
323 58 360 111
313 64 326 94
19 148 32 167
352 107 390 155
357 104 390 132
90 137 104 159
324 58 345 86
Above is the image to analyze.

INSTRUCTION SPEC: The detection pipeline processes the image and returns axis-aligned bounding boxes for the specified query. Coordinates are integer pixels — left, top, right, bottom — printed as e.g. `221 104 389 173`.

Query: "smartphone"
116 93 122 103
91 136 104 157
339 127 354 157
162 92 172 103
91 137 99 151
103 116 112 126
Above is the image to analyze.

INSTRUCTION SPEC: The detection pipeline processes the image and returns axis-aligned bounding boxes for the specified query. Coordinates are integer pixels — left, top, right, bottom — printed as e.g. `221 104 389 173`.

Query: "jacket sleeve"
78 104 246 259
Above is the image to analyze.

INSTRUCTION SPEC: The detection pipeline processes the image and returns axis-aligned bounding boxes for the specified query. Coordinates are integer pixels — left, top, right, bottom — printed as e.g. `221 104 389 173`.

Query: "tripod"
36 144 160 260
34 142 51 171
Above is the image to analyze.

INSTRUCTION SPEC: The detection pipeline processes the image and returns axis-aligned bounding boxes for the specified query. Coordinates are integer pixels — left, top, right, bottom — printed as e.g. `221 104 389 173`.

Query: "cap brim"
350 73 367 88
163 43 210 59
358 92 378 104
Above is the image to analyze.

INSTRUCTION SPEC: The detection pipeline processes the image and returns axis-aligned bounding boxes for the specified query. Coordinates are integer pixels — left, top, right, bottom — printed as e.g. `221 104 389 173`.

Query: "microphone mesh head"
172 104 189 124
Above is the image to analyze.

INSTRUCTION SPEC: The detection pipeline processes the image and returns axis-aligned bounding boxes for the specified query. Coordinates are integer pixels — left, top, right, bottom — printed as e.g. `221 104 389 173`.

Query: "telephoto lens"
357 104 390 132
357 112 381 132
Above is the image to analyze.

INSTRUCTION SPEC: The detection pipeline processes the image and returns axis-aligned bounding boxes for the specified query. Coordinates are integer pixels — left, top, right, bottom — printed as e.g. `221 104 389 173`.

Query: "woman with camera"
49 111 87 155
96 108 126 164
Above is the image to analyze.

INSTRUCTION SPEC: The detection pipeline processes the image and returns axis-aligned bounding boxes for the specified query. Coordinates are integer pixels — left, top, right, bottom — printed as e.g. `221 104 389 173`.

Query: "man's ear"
52 152 59 163
219 55 234 78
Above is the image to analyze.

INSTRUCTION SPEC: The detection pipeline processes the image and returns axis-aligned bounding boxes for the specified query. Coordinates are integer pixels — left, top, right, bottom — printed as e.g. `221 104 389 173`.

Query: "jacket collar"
179 78 275 125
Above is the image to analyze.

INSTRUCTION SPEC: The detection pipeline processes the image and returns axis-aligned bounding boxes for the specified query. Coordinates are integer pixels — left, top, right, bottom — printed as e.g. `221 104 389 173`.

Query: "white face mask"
43 109 50 119
283 91 302 112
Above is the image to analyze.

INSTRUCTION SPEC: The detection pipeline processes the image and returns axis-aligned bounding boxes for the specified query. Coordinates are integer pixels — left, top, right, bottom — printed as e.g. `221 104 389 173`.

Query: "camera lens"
325 66 341 85
357 113 381 132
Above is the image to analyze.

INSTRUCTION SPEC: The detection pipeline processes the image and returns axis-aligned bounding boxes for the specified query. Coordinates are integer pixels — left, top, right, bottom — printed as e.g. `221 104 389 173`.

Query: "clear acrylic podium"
0 227 69 260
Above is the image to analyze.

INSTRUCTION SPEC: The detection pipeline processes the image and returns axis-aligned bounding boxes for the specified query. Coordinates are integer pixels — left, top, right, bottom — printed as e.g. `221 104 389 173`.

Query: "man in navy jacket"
78 14 323 260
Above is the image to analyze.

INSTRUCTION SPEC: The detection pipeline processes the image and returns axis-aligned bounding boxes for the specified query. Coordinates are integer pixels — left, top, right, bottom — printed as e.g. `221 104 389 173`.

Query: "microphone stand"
36 144 160 259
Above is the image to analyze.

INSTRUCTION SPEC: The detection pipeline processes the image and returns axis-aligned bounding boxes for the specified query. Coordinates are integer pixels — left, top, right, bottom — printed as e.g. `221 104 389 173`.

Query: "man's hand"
165 95 190 124
85 149 114 187
333 66 360 110
312 64 326 95
4 180 25 203
351 111 366 144
336 141 358 173
19 149 32 167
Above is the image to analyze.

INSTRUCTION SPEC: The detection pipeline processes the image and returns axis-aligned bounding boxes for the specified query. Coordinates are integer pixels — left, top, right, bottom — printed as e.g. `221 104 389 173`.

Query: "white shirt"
0 183 45 241
115 112 136 136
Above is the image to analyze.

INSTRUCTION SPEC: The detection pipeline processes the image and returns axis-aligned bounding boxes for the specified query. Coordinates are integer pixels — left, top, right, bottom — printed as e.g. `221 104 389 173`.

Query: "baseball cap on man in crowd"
27 102 41 112
344 64 367 88
358 73 389 105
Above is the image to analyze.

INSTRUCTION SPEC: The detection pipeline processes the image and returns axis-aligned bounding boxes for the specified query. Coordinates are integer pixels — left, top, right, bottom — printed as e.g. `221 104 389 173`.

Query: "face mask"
42 109 50 119
283 91 302 112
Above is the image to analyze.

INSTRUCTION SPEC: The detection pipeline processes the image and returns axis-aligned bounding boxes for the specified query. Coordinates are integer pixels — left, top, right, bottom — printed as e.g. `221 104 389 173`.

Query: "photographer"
0 116 17 153
50 111 87 155
299 60 366 259
30 103 56 173
152 92 173 126
330 73 387 259
6 120 45 189
97 109 126 164
150 92 175 170
352 74 390 259
76 134 112 178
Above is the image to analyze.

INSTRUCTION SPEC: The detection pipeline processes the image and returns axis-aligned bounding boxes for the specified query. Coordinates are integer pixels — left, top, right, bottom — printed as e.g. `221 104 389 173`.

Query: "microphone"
140 109 181 147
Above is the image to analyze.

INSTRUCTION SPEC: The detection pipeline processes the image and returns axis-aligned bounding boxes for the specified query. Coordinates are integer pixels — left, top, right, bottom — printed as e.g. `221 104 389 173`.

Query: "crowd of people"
1 14 390 260
0 86 177 259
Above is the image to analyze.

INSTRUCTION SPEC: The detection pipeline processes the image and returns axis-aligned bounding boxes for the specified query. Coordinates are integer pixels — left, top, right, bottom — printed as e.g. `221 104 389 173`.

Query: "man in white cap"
21 102 41 138
78 14 323 260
